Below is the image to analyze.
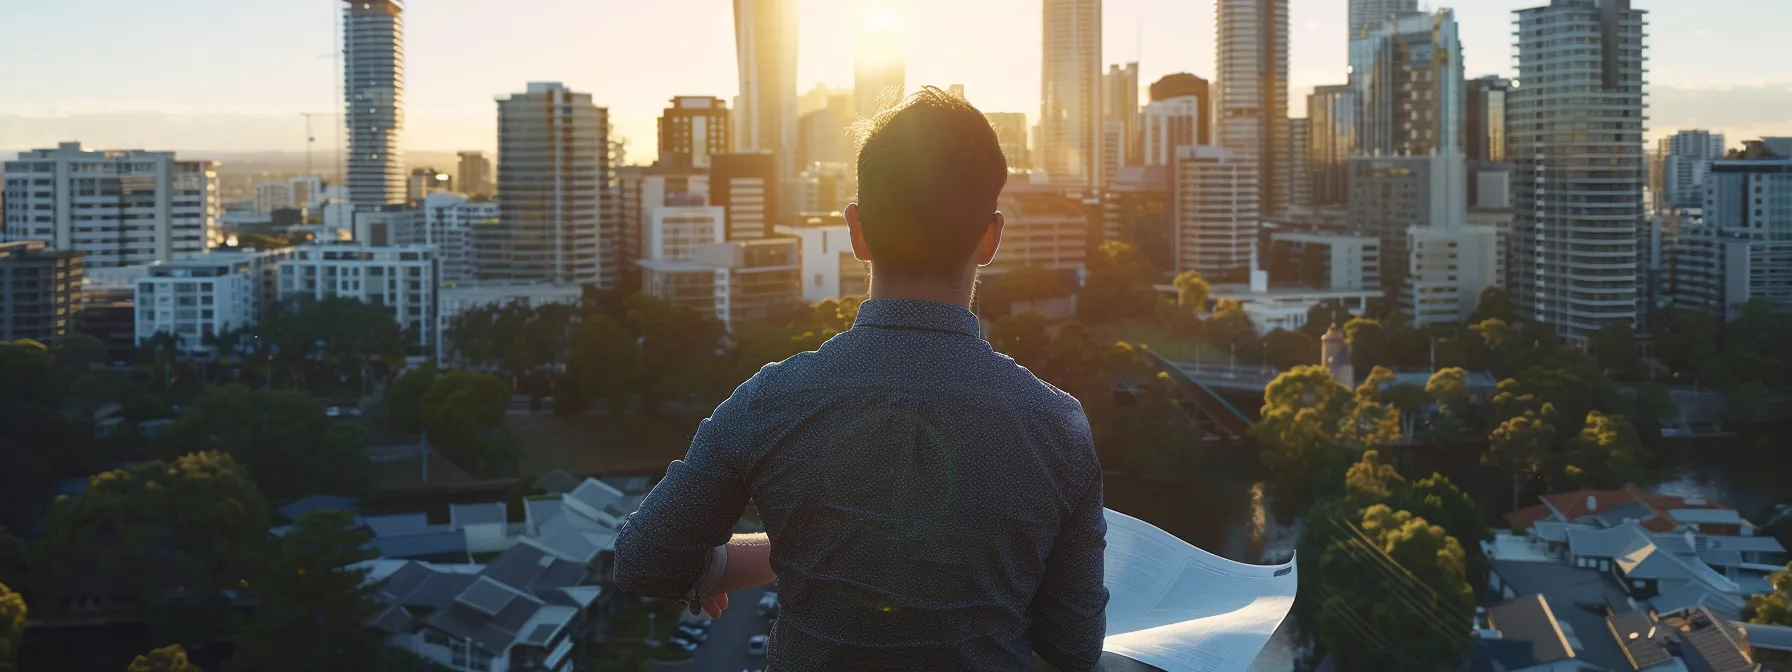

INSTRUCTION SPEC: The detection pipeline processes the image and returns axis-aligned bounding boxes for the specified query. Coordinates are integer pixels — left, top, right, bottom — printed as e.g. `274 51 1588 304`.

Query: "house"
451 502 518 554
1506 485 1751 536
1466 594 1590 671
367 543 600 672
1606 607 1761 672
1739 623 1792 670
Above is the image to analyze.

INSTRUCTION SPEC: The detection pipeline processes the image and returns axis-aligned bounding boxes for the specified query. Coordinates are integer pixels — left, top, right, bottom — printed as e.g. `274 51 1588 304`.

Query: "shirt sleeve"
612 377 758 600
1029 415 1109 672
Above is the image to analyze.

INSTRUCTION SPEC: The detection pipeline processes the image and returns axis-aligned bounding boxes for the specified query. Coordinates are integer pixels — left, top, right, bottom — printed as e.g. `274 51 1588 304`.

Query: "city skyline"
5 0 1791 158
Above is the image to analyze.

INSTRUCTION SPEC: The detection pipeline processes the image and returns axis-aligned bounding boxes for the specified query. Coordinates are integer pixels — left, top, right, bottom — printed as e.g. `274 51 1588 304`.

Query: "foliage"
1627 382 1676 442
1079 242 1161 324
980 265 1072 313
385 365 437 433
1342 318 1387 376
625 294 728 410
420 371 512 473
1116 373 1202 482
1428 411 1465 449
989 313 1051 373
1424 368 1470 416
567 315 645 412
1262 329 1318 370
1313 505 1474 671
128 644 203 672
258 296 405 389
154 385 371 503
1470 318 1516 369
1588 322 1641 372
0 530 23 595
1204 299 1259 359
0 582 21 672
1560 411 1647 490
443 300 577 376
1254 366 1356 507
225 510 380 672
1302 301 1354 337
1468 287 1517 324
1744 564 1792 627
1486 409 1555 504
32 453 268 642
1172 271 1210 312
1344 450 1404 506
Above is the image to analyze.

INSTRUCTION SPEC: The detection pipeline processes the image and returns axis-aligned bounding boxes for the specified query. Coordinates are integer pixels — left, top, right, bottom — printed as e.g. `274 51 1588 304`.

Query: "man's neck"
868 273 978 309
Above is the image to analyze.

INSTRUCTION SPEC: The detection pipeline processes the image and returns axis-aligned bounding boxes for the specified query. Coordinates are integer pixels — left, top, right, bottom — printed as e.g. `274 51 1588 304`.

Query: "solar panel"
525 623 559 645
458 578 516 616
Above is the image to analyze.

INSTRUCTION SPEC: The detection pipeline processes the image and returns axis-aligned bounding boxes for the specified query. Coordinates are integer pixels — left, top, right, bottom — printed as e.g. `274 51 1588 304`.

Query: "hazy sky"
4 0 1792 159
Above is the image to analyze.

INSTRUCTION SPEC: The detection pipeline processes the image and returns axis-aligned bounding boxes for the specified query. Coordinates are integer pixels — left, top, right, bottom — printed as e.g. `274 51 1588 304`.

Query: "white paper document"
1101 509 1298 672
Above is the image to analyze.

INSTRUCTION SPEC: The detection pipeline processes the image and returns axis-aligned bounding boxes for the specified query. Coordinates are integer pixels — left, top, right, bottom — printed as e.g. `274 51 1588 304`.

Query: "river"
1101 429 1792 671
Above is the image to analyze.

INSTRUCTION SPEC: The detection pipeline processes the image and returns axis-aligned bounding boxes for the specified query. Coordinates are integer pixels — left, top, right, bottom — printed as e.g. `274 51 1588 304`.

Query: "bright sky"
4 0 1792 157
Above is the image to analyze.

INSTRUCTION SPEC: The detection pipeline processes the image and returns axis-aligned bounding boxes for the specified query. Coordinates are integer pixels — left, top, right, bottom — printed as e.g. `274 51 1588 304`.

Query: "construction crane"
299 112 329 179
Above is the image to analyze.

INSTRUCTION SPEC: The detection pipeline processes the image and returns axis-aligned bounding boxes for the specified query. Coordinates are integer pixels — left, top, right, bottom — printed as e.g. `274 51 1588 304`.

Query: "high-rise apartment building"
734 0 799 177
659 96 732 171
1348 155 1467 295
1511 0 1647 342
407 168 451 203
277 241 437 351
1141 96 1202 167
2 142 219 268
402 192 495 283
1466 76 1512 165
988 183 1090 279
1306 85 1357 206
1040 0 1103 189
1670 148 1792 320
711 153 779 240
1286 118 1311 209
135 250 268 354
483 82 610 286
985 113 1032 172
1104 62 1141 170
1149 74 1211 146
1658 130 1727 210
342 0 406 207
1350 9 1463 158
1348 0 1417 41
457 151 492 198
0 241 82 343
1216 0 1291 215
1174 145 1258 278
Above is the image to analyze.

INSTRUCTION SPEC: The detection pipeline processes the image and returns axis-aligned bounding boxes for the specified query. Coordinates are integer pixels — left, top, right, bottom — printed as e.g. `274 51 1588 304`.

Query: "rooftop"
1506 483 1737 534
1487 594 1577 664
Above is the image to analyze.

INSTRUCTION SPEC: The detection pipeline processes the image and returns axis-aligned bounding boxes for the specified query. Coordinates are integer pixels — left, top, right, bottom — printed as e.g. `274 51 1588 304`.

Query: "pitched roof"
450 502 508 527
1650 584 1746 620
368 530 468 560
1487 594 1576 664
277 494 360 523
564 479 630 523
1663 608 1758 672
1741 623 1792 653
1506 484 1735 533
365 512 433 537
1606 610 1675 670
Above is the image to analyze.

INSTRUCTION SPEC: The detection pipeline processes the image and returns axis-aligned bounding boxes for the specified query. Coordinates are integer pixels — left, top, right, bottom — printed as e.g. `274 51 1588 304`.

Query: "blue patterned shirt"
614 298 1109 670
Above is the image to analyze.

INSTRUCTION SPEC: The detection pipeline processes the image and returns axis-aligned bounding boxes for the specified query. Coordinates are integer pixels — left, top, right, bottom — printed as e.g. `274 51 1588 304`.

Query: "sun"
868 8 897 31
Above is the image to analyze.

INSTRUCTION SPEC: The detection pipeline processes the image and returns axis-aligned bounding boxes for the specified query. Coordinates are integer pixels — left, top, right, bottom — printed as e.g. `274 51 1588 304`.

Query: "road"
651 585 773 672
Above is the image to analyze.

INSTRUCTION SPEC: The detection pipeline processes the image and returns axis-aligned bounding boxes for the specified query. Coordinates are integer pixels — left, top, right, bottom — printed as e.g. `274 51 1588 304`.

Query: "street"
651 585 773 672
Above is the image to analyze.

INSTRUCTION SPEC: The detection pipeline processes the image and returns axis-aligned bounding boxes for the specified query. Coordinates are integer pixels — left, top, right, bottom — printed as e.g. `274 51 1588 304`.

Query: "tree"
0 582 21 672
1428 411 1465 449
625 293 728 410
1588 322 1641 373
33 453 269 643
1315 505 1473 671
1425 368 1470 417
0 529 24 596
1468 286 1517 324
421 371 512 472
1079 241 1160 324
1263 329 1319 371
385 365 437 433
1560 411 1646 490
1486 409 1555 508
1343 318 1388 374
1254 366 1356 507
981 265 1071 314
1384 383 1429 441
1205 299 1259 360
989 313 1051 373
1745 563 1792 627
1172 270 1210 313
1116 373 1202 482
154 385 371 503
1628 382 1676 442
226 510 381 672
1303 300 1353 337
1345 450 1405 506
568 314 644 412
1470 318 1517 369
128 644 203 672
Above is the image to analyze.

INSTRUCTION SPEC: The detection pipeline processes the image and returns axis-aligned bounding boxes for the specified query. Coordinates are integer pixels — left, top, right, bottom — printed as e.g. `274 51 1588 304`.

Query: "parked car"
667 634 699 653
747 635 767 657
756 591 780 617
676 624 709 643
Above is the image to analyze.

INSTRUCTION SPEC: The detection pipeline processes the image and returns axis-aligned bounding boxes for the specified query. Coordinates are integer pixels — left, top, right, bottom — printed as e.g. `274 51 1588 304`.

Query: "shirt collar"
851 299 982 338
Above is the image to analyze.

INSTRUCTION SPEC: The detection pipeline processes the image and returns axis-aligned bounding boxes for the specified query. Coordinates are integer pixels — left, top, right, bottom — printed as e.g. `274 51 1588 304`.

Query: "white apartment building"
436 281 582 363
2 142 220 268
775 224 866 303
1216 0 1290 215
404 193 494 283
1267 232 1380 291
640 238 801 329
276 242 437 351
483 82 611 286
1141 96 1202 167
342 0 407 207
1671 156 1792 320
134 250 279 354
1403 225 1500 326
1659 130 1727 210
1511 0 1647 342
644 206 727 263
1174 144 1259 277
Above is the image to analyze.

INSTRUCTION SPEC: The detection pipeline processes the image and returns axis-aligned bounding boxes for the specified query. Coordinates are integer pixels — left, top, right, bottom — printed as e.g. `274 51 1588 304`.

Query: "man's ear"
974 211 1004 267
845 202 873 263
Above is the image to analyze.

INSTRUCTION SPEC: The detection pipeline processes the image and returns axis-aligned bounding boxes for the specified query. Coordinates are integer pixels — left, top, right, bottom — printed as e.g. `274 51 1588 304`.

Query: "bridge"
1162 359 1283 392
1145 351 1263 441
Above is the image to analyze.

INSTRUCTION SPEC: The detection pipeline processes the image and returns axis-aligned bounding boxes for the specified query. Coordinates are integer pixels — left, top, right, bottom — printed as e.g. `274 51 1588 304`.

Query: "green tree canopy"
225 510 380 672
154 385 371 503
1172 270 1211 312
1079 241 1160 324
1560 411 1647 490
1116 372 1202 483
128 644 203 672
1425 368 1470 416
990 313 1052 373
421 371 512 472
385 364 437 433
1263 329 1319 371
0 581 22 672
1468 287 1517 324
1745 564 1792 627
1588 322 1641 372
1254 366 1357 507
1314 505 1474 671
567 314 645 412
1343 318 1388 375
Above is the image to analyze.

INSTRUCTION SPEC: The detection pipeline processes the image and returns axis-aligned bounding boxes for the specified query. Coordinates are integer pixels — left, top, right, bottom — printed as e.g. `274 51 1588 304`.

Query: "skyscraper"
1348 0 1418 41
1465 76 1512 164
1658 130 1727 210
1286 118 1311 209
1350 9 1464 158
1174 145 1258 278
2 143 219 268
457 151 492 198
1149 73 1212 146
659 96 732 170
483 83 609 286
734 0 799 177
1040 0 1103 189
1141 96 1201 167
1216 0 1290 215
1305 84 1357 206
1512 0 1647 342
711 153 780 240
341 0 406 207
1104 62 1141 169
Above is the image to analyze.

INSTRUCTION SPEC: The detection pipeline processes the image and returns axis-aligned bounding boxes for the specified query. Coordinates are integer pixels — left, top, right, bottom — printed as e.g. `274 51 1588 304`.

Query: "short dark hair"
853 86 1008 280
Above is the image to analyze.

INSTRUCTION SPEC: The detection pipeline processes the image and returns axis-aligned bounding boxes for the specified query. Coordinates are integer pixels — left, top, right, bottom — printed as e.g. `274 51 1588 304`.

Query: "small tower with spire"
1321 323 1353 387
